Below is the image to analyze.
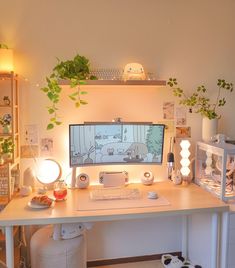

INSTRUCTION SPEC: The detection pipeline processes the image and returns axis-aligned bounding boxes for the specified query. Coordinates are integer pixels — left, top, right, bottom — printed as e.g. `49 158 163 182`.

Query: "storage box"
195 140 235 201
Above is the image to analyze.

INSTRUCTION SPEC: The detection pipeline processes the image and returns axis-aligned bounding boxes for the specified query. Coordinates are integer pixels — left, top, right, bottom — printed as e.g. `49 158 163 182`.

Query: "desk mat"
76 189 170 211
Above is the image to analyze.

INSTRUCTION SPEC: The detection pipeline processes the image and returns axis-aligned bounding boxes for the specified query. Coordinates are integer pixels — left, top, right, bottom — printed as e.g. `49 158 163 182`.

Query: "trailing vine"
41 54 97 130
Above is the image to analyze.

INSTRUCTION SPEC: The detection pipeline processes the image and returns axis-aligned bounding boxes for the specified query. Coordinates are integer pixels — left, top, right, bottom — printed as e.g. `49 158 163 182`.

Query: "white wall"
1 0 235 263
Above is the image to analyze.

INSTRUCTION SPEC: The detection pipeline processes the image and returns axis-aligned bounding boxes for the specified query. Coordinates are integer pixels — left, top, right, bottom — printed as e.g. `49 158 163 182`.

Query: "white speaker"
141 171 154 185
76 173 89 189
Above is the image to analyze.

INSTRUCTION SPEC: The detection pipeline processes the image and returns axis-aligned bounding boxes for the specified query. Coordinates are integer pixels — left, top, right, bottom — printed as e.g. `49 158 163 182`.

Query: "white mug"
20 185 32 196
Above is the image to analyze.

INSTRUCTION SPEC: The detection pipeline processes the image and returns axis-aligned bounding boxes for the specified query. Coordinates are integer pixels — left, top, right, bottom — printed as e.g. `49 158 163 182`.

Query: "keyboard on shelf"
90 187 141 201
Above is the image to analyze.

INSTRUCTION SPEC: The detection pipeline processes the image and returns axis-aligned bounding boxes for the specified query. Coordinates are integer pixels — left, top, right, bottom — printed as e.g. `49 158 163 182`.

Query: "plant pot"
2 125 11 134
0 156 4 165
2 153 12 162
202 117 218 142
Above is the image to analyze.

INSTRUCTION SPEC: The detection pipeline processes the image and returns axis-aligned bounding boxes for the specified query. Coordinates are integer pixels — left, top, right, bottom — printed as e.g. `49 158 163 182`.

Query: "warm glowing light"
180 158 190 167
0 48 14 72
180 139 191 177
123 63 146 81
36 159 62 184
180 150 190 158
180 140 190 149
181 166 191 176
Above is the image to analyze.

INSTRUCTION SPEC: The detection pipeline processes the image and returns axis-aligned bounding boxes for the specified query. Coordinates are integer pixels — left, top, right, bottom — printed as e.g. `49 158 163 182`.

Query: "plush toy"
122 63 146 81
161 254 202 268
161 254 185 268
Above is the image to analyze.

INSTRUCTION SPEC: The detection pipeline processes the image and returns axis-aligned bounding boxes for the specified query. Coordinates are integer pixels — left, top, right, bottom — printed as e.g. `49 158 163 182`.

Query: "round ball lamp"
36 159 62 190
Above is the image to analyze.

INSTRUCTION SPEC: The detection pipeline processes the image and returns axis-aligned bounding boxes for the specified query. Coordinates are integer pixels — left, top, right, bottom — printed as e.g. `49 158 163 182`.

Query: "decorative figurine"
122 63 146 81
3 96 10 106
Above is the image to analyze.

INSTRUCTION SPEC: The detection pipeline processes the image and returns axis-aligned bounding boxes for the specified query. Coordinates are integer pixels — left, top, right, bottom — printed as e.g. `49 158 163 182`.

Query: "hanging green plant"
41 54 97 130
168 78 233 119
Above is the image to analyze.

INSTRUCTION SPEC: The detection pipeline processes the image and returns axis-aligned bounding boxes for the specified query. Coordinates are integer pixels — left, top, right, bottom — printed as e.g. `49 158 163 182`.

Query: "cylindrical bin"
30 225 86 268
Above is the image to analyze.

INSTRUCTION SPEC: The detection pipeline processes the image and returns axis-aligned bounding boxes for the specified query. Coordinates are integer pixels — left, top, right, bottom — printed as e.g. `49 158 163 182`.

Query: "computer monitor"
69 123 165 167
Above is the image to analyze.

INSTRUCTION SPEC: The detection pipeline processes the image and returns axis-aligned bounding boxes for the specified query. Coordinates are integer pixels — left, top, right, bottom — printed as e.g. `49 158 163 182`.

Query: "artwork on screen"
69 123 165 167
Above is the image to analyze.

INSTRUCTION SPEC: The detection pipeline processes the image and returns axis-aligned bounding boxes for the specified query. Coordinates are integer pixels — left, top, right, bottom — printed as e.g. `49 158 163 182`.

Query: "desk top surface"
0 181 229 226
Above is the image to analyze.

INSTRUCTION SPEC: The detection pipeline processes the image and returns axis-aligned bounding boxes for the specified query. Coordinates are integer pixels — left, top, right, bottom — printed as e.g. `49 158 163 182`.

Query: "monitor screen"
69 123 165 167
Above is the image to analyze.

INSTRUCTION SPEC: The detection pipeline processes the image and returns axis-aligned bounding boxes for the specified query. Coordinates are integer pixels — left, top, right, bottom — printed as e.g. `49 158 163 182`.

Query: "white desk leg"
182 215 188 259
220 211 229 268
211 213 219 268
5 226 14 268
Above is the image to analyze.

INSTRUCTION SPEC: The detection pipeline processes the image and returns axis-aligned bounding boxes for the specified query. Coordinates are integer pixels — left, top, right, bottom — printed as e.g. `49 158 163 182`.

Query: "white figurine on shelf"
122 63 146 81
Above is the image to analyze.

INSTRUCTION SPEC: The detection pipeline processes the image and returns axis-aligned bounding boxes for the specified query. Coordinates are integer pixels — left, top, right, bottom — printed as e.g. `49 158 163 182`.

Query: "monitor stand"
71 167 77 188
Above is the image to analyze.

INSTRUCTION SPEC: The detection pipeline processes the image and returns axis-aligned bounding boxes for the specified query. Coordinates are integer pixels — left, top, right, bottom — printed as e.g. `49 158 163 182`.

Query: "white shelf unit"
0 72 20 208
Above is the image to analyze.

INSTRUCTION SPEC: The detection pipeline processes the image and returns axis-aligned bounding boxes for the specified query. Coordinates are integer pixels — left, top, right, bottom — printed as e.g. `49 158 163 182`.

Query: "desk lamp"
180 140 191 184
36 159 62 191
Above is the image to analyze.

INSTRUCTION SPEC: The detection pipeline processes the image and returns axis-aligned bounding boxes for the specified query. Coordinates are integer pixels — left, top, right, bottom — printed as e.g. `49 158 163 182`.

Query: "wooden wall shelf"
59 79 166 86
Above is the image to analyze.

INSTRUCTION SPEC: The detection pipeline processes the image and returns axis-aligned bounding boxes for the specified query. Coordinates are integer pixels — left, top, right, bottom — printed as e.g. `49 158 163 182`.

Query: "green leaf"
47 123 54 130
70 78 79 88
54 86 62 93
0 44 8 49
47 92 54 101
90 75 97 80
69 91 79 97
41 87 49 93
55 121 62 125
69 96 76 101
80 100 88 105
75 102 80 108
79 80 86 85
48 108 54 114
80 91 87 95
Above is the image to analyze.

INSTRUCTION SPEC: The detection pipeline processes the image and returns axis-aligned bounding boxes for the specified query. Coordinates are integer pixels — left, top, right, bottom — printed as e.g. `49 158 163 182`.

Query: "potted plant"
41 54 97 130
0 113 12 133
0 137 14 164
168 78 234 141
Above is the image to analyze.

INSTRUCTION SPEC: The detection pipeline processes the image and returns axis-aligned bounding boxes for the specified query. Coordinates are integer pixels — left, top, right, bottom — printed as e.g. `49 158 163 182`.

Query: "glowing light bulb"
0 48 14 72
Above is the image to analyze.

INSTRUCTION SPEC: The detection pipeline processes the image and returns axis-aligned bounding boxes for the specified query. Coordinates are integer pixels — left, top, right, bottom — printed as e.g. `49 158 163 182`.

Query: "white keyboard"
90 187 141 201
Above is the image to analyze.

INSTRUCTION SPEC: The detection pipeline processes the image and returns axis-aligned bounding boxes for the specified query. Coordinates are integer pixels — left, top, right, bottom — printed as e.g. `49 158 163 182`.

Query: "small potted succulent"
168 78 234 141
0 114 12 134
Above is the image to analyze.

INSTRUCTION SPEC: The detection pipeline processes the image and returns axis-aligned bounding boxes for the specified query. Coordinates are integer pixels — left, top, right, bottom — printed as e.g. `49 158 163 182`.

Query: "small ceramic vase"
3 125 11 134
172 170 182 185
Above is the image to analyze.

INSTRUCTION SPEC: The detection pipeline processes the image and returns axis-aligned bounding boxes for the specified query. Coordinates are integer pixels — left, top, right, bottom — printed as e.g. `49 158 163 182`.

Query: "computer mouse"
147 191 158 199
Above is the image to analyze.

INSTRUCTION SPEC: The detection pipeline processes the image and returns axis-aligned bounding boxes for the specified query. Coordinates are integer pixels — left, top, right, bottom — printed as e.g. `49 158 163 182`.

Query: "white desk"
0 181 229 268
